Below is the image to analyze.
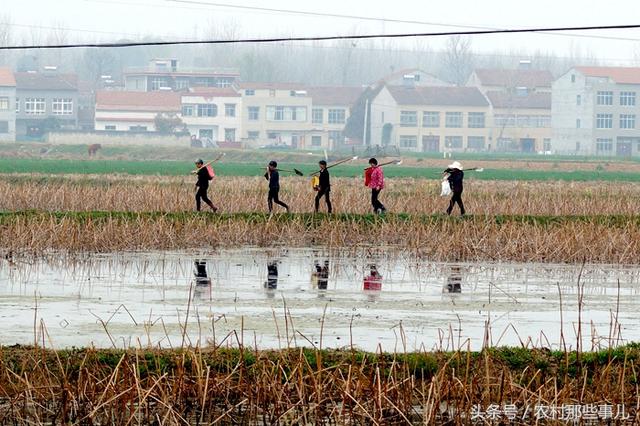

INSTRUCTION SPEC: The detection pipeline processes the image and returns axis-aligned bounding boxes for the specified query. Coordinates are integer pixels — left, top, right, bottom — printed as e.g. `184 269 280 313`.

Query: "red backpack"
206 164 215 180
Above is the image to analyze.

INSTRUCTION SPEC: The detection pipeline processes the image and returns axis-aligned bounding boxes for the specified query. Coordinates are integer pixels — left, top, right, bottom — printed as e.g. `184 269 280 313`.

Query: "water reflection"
264 260 279 298
444 265 462 294
193 259 211 301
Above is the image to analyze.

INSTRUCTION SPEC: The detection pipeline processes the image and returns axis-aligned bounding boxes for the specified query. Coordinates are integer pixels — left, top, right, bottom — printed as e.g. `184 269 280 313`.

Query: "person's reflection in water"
193 259 212 301
444 265 462 294
264 260 279 298
363 264 383 303
317 260 329 290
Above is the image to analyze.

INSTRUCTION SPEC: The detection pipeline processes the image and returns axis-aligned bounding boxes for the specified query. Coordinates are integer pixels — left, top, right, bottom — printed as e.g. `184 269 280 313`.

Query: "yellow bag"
311 175 320 190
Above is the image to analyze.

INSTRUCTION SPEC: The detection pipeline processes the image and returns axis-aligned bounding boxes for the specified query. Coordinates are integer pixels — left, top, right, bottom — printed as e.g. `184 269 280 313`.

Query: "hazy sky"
3 0 640 64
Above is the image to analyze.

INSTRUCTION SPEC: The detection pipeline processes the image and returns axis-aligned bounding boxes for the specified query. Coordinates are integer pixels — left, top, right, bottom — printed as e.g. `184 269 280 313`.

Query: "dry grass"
0 343 638 425
1 212 639 263
1 174 640 215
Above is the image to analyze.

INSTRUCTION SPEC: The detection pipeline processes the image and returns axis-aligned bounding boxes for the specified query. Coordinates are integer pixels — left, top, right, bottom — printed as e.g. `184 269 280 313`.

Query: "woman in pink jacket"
367 158 386 214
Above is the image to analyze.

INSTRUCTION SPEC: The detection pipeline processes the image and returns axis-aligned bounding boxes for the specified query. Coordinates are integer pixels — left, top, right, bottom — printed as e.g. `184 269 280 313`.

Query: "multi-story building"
238 82 312 148
15 70 79 137
0 67 16 142
94 91 181 132
467 66 553 152
307 86 362 149
552 66 640 156
124 58 240 92
370 85 491 153
181 87 242 145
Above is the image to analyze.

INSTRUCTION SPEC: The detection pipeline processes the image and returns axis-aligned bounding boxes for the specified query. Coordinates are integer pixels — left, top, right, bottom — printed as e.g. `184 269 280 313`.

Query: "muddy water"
0 248 638 351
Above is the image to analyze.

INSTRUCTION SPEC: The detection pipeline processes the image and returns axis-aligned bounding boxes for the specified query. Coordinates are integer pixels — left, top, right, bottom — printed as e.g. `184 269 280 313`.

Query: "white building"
552 66 640 156
0 67 16 142
94 91 181 132
181 87 242 146
307 86 362 149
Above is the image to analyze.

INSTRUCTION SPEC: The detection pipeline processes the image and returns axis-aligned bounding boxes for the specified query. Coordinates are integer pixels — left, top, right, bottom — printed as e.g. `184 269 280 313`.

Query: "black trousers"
371 188 385 213
195 186 215 211
314 188 332 213
268 187 289 212
447 190 465 215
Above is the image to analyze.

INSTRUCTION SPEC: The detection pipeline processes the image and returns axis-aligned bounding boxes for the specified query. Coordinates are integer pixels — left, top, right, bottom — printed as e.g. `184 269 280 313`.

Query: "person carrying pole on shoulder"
264 160 290 213
193 159 218 212
314 160 332 213
443 161 465 216
367 158 386 214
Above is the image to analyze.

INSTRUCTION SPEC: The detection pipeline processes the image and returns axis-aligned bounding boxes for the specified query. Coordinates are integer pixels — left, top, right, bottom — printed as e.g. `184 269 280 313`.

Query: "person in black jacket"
193 159 218 212
264 160 290 213
314 160 332 213
443 161 465 216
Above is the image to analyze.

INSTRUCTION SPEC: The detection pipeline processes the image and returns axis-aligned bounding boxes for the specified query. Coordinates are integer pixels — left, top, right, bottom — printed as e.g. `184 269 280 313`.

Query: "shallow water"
1 248 639 351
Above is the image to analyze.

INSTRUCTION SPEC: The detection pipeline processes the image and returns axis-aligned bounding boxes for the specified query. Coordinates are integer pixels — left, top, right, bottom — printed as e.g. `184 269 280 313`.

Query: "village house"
0 67 16 142
370 85 491 153
180 87 242 147
552 66 640 156
307 86 362 149
94 91 181 132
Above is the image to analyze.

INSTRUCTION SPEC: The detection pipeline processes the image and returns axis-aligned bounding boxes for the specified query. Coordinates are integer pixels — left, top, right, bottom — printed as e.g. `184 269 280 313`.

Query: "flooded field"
1 248 638 351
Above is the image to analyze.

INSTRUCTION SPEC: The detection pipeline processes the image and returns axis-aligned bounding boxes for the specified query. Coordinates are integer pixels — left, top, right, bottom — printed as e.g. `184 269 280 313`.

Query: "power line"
2 23 640 51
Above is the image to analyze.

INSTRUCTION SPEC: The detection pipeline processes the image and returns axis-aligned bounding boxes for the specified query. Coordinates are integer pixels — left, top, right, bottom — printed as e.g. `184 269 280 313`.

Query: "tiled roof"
0 67 16 87
485 91 551 109
306 86 363 106
185 87 240 97
473 69 553 88
575 66 640 84
387 85 489 107
15 72 78 91
237 82 306 90
96 91 181 111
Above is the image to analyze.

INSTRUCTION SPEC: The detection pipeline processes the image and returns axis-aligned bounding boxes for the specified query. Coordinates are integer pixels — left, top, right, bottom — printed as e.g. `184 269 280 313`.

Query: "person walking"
367 158 386 214
314 160 332 213
193 159 218 212
264 160 290 213
443 161 465 216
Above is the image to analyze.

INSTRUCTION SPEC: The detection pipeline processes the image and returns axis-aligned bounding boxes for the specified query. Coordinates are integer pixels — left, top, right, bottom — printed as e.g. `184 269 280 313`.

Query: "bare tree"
0 14 12 65
442 35 474 86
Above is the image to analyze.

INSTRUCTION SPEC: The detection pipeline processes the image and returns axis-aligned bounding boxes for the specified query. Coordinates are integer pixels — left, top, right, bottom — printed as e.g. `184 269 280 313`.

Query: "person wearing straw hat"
443 161 465 216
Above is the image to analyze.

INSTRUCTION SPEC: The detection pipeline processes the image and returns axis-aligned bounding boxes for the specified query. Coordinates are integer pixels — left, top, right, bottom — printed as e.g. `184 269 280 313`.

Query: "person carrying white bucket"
443 161 465 216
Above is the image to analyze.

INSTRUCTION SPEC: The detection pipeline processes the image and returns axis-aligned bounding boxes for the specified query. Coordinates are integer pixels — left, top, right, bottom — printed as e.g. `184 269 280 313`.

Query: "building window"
182 105 194 117
399 135 417 148
571 74 576 83
596 91 613 106
422 111 439 128
422 135 440 152
25 98 46 115
104 125 116 131
129 125 147 132
245 89 255 96
543 138 551 152
225 103 236 117
576 119 581 129
575 141 581 151
468 112 485 128
52 98 73 115
269 89 276 97
445 112 463 128
444 135 463 149
620 91 636 106
15 97 19 113
399 111 417 127
175 79 189 90
266 106 307 122
0 97 9 110
224 128 236 142
495 114 515 127
596 113 613 129
248 106 259 121
328 108 346 124
576 95 581 106
197 104 217 117
216 78 232 88
247 131 259 139
467 136 485 150
0 121 8 133
620 114 636 129
150 77 169 91
312 108 323 124
596 138 613 153
311 135 322 146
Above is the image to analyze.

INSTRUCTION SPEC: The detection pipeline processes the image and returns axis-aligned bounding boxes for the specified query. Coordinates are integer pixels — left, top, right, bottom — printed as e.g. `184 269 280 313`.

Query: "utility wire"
2 23 640 50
